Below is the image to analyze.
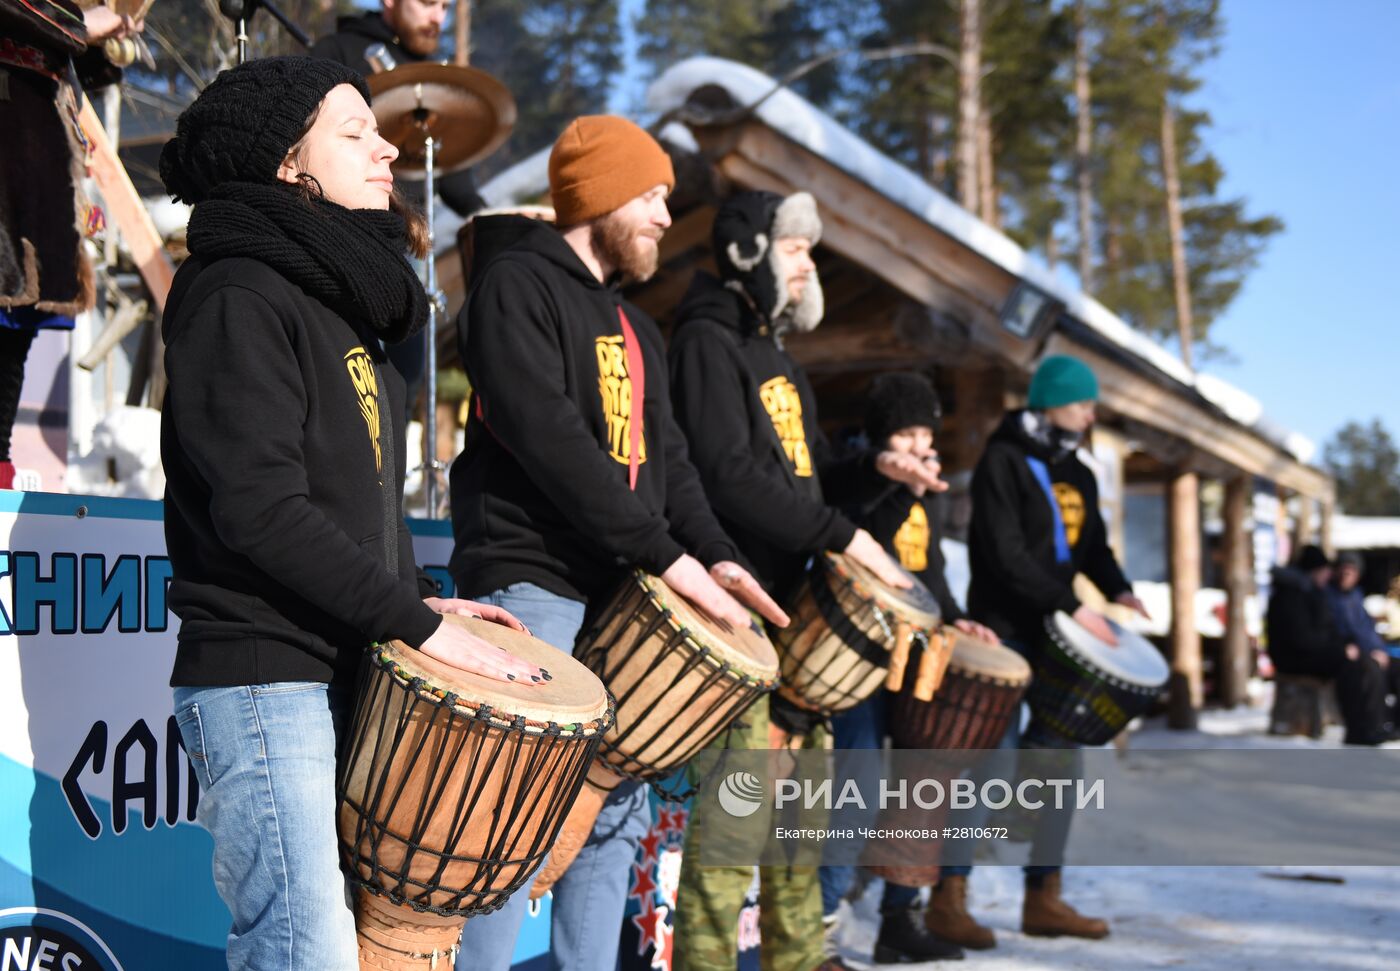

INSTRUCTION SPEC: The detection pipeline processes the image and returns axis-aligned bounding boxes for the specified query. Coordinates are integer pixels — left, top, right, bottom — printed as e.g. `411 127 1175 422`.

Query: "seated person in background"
1326 551 1397 738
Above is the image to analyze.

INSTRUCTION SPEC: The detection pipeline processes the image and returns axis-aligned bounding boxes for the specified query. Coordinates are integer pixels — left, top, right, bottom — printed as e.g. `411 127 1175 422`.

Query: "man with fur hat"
928 354 1145 950
447 116 785 971
668 191 939 971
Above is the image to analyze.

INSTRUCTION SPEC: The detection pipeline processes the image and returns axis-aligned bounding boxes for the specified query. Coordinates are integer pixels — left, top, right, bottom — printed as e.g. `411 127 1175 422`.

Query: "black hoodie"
309 12 484 217
967 410 1130 649
841 476 964 622
448 217 738 603
668 272 858 597
161 256 441 688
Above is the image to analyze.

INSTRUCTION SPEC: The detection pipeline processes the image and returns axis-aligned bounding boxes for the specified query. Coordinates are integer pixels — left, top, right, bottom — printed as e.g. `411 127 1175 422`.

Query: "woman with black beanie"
158 57 544 970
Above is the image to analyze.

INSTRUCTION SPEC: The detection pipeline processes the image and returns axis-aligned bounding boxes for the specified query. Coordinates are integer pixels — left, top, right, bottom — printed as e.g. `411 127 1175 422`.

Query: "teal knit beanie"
1028 355 1099 409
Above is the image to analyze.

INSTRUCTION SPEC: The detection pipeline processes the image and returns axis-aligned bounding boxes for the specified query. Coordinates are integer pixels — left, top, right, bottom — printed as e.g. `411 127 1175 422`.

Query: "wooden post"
1220 475 1252 708
1168 468 1201 729
1292 495 1314 553
453 0 471 66
1319 498 1335 559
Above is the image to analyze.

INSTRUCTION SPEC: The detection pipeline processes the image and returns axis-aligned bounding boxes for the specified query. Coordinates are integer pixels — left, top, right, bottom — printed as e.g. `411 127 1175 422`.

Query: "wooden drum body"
529 572 779 898
337 616 612 969
774 553 948 715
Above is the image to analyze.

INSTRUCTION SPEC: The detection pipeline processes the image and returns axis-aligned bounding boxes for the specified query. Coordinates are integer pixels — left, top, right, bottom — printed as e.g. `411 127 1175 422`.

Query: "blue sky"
1197 0 1400 450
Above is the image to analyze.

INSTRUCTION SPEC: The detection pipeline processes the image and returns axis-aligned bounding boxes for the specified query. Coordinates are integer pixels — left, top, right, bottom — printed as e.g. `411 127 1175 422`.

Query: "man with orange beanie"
448 116 785 971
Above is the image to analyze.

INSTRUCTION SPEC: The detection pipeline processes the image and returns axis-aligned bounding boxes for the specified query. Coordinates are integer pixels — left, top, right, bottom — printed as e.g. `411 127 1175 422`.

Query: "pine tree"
1324 420 1400 517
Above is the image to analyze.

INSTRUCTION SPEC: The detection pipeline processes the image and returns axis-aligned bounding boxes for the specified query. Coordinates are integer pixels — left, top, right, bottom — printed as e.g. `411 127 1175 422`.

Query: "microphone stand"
220 0 311 64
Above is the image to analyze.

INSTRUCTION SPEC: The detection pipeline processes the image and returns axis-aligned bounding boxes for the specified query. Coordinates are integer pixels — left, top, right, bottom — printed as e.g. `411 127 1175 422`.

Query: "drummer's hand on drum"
419 620 548 684
953 618 999 645
662 554 755 630
711 561 790 628
1073 605 1119 647
1114 591 1151 621
844 529 913 590
875 449 949 496
424 596 530 634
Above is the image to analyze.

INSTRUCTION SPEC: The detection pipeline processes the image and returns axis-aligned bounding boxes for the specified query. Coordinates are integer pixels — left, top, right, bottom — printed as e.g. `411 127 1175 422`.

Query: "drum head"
827 553 941 630
946 630 1031 686
639 574 780 680
1048 612 1169 688
386 616 609 727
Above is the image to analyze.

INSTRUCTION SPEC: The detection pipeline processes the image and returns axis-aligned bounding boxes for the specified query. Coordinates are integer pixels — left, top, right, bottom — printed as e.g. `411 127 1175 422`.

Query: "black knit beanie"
866 372 942 444
160 57 371 204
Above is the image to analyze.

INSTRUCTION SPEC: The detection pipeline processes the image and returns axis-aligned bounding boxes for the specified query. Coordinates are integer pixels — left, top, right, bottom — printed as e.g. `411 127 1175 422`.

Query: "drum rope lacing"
338 647 616 917
576 577 778 801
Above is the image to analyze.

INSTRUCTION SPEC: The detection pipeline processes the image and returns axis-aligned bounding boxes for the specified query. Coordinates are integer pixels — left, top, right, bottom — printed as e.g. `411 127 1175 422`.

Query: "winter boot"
1021 871 1109 939
924 875 996 951
874 904 964 963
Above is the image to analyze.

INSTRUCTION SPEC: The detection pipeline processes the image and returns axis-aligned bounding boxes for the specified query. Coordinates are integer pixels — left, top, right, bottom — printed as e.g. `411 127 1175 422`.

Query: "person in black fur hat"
159 56 541 971
669 193 955 971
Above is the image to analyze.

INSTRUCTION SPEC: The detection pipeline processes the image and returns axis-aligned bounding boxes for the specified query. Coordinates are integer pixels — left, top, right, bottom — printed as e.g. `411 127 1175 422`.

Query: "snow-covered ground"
829 693 1400 970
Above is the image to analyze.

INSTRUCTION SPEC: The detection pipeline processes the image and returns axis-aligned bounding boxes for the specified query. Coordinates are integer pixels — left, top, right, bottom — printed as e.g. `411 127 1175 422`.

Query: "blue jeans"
820 691 922 917
455 582 651 971
939 640 1072 879
174 681 358 971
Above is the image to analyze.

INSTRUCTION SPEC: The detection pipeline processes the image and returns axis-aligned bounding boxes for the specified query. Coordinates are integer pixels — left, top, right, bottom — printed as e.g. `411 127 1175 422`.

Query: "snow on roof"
645 56 1317 465
1332 515 1400 551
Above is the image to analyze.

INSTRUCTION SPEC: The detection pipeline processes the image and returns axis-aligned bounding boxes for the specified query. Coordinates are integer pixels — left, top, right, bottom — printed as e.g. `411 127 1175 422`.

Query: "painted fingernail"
531 675 542 683
507 674 516 681
541 669 553 681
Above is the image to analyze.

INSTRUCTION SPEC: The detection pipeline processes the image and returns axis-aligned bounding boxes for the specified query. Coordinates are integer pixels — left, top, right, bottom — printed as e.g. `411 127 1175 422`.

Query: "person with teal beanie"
926 353 1149 950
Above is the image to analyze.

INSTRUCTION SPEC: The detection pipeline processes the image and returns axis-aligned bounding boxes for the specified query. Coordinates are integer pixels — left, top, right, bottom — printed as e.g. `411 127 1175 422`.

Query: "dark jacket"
1326 583 1385 654
309 12 485 216
1268 568 1344 677
162 256 440 688
448 217 737 603
668 273 859 598
842 476 964 622
967 411 1130 649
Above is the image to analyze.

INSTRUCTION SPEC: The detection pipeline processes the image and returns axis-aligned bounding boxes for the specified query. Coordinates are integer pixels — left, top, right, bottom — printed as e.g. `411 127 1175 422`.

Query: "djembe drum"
338 616 613 970
774 552 950 715
866 629 1034 886
1027 611 1169 746
528 571 779 898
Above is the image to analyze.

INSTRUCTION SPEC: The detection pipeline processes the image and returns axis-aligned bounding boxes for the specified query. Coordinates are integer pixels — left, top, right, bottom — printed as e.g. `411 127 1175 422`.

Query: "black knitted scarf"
185 182 427 344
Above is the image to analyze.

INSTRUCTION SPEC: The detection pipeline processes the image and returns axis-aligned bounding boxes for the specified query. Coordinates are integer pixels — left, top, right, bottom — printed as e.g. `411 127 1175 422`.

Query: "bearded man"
447 116 785 971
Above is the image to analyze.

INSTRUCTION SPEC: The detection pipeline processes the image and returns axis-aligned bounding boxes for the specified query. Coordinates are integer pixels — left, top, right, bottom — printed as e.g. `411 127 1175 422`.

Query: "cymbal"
366 62 517 178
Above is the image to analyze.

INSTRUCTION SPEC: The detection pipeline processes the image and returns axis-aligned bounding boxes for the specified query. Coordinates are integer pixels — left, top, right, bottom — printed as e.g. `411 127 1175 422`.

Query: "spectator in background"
1267 545 1389 745
1327 552 1398 737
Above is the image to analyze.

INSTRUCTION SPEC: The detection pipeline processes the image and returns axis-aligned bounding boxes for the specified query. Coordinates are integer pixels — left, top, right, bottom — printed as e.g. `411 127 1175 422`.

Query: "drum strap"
1025 456 1070 565
616 306 645 491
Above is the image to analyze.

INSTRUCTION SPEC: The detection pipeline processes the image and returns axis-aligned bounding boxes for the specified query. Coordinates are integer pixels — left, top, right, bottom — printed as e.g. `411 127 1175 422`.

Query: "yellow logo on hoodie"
344 347 381 472
894 502 930 571
596 335 647 467
759 375 812 477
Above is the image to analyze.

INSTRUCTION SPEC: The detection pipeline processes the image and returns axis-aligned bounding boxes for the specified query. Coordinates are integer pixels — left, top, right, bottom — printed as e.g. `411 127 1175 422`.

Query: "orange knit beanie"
548 115 676 227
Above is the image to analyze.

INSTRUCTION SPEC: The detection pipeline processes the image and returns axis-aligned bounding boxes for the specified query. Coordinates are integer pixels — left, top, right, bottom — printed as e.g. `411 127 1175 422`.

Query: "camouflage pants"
674 695 827 971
